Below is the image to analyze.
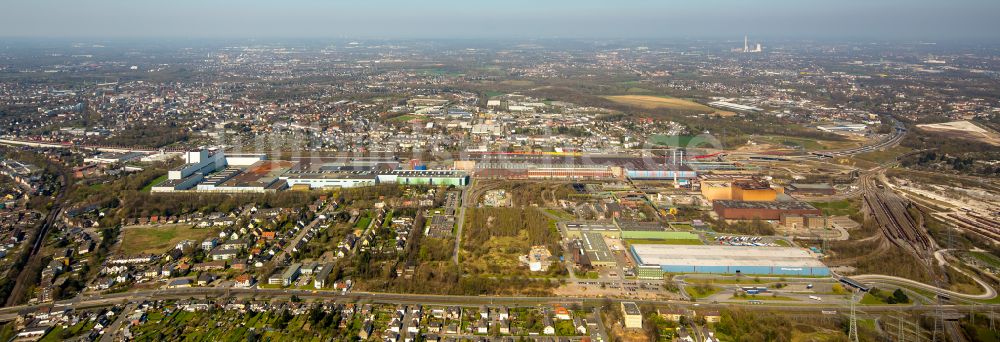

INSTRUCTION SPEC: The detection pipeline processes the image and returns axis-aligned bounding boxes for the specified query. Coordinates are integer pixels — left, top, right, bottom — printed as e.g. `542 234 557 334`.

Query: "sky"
2 0 1000 40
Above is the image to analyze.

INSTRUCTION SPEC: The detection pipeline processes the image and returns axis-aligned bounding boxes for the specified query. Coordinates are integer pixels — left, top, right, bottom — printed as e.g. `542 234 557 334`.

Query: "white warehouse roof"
630 244 825 268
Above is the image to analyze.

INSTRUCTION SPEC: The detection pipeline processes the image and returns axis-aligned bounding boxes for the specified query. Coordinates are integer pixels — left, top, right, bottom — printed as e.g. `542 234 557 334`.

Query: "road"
591 307 610 342
1 286 996 323
453 179 473 264
852 273 996 301
99 302 137 342
810 118 906 158
270 201 336 267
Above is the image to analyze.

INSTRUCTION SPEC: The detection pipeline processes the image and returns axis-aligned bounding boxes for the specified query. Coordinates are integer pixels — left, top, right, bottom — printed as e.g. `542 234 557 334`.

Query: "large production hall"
630 244 830 278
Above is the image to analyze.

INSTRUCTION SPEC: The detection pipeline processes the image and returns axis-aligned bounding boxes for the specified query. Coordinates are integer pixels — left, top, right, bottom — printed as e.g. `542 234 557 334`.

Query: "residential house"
234 274 254 288
359 321 374 339
542 316 555 335
208 246 238 261
476 319 489 334
554 306 571 320
659 308 687 322
700 310 721 323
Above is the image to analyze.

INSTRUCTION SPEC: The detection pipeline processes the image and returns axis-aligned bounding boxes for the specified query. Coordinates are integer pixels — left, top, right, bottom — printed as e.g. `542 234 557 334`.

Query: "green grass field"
756 135 860 151
120 225 220 255
810 199 859 216
389 114 420 122
625 87 654 93
860 293 886 305
648 134 717 148
39 320 95 342
140 174 167 192
733 294 800 301
686 277 768 285
668 223 694 231
685 285 718 299
791 330 849 341
969 251 1000 269
355 216 372 230
962 321 1000 342
626 238 704 245
854 146 913 164
543 208 576 220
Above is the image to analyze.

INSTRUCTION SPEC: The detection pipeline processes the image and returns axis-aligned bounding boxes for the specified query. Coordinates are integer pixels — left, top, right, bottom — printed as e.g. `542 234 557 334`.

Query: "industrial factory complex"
150 150 828 230
456 152 706 184
151 149 750 193
151 149 470 193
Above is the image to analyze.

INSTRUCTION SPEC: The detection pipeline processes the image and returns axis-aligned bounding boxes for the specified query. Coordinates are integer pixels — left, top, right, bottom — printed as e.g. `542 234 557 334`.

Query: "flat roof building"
581 233 617 267
269 263 302 287
314 263 334 289
564 221 620 238
713 200 821 221
700 178 779 203
466 153 696 182
785 183 836 196
707 101 762 112
616 220 667 232
283 169 469 189
621 231 700 241
621 302 643 329
154 149 267 192
630 244 828 277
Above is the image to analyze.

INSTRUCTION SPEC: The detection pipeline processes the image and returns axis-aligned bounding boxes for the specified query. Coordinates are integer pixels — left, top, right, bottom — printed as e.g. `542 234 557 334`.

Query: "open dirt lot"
604 95 735 116
916 120 1000 146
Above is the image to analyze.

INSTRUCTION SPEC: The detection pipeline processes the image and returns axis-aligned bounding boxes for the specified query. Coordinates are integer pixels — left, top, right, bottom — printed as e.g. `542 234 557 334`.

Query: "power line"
849 291 860 342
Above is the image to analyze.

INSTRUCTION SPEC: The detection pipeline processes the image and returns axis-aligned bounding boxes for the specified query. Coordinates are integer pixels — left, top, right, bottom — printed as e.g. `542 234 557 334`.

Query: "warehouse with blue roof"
630 244 829 278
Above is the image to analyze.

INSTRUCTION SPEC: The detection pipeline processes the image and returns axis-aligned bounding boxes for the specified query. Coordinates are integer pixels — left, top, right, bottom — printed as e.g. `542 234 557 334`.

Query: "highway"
810 119 907 158
854 260 998 302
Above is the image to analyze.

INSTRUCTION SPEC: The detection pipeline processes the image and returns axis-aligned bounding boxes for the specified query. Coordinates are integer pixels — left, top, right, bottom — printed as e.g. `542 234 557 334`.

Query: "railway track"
859 170 935 262
5 171 68 307
872 190 931 250
968 212 1000 231
944 213 1000 244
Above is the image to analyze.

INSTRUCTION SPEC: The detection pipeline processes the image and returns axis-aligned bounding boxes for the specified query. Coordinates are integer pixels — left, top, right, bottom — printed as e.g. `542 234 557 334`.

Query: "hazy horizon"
2 0 1000 41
